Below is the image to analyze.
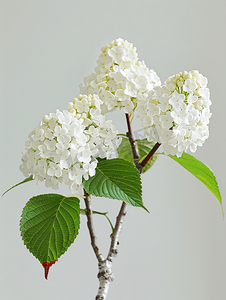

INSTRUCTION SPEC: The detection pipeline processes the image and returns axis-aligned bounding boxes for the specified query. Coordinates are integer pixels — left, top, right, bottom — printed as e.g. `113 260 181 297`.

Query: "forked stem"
87 114 150 299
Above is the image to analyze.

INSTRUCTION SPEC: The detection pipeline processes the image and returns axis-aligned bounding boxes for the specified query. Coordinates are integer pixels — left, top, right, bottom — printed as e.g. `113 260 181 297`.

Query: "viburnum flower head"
79 38 161 114
138 70 211 157
20 94 120 193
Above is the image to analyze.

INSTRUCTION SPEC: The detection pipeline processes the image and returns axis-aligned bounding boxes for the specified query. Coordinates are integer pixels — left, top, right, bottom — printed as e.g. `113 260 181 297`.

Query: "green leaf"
169 153 223 217
20 194 80 279
80 209 114 232
117 137 157 173
2 175 34 196
83 158 148 212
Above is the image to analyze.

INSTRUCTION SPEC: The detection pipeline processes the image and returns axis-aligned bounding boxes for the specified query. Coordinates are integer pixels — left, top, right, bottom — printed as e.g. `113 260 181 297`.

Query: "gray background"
1 1 226 299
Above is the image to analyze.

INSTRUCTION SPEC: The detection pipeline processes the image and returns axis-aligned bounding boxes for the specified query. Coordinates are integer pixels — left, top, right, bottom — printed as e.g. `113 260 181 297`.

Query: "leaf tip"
142 205 150 213
221 205 224 220
42 260 57 280
1 189 9 197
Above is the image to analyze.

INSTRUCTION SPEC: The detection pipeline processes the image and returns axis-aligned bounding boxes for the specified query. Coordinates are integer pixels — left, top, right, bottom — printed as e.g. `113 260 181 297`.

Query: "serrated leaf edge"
20 194 80 263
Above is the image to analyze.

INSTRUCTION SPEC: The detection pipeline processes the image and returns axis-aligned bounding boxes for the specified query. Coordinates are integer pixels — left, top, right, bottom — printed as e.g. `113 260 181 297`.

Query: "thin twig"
138 142 161 171
126 114 162 174
125 113 142 172
83 188 104 263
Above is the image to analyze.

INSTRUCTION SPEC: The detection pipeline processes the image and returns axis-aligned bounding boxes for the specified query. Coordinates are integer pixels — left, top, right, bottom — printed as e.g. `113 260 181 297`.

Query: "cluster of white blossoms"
137 70 212 157
79 38 161 114
20 94 120 193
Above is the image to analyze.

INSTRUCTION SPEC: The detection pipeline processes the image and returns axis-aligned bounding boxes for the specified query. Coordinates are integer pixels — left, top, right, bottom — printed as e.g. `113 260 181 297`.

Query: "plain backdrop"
1 1 226 299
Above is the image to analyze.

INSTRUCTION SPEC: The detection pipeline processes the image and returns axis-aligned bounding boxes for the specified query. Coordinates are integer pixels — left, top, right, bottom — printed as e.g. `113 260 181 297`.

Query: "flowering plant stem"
83 113 142 299
125 113 141 171
139 142 161 168
126 114 161 173
84 188 128 300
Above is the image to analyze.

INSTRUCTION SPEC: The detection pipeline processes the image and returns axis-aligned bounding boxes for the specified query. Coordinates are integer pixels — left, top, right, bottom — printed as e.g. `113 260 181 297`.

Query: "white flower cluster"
137 70 211 157
20 94 120 193
79 38 161 114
